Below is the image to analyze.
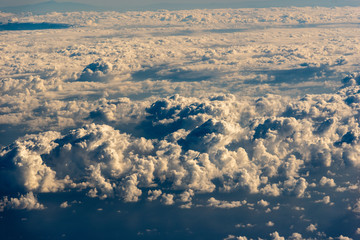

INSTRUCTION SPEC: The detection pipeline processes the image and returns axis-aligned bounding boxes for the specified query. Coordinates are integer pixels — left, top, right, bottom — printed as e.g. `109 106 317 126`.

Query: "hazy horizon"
1 0 360 11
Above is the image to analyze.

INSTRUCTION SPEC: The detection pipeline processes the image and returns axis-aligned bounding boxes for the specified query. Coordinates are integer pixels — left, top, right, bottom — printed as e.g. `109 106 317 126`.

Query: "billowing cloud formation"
78 60 113 82
0 192 45 211
0 6 360 240
1 7 360 150
1 80 360 208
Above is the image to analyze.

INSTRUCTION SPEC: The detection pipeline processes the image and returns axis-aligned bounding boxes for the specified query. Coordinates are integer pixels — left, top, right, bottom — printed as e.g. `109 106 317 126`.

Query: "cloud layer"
1 82 359 206
0 6 359 240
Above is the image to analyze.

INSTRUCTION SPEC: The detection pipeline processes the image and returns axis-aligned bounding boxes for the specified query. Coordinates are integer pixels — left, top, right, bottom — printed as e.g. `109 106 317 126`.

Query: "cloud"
161 193 175 205
319 176 336 187
179 189 194 202
336 236 353 240
315 196 333 205
260 183 281 197
1 83 360 210
78 60 113 82
0 6 360 239
224 235 248 240
352 199 360 213
207 197 243 209
0 192 45 211
270 231 284 240
288 233 303 240
235 223 255 228
0 131 71 193
120 174 142 202
257 199 270 207
266 221 275 227
60 201 70 208
147 189 162 201
306 223 317 232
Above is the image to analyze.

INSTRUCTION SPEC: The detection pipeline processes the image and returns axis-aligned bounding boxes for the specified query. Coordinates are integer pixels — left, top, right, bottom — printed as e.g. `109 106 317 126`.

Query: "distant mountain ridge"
0 1 105 14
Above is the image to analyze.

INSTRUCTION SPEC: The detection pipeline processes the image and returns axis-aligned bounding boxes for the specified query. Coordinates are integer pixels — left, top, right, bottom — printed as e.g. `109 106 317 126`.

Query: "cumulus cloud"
257 199 270 207
319 176 336 187
1 83 360 210
147 189 162 201
179 189 194 202
270 231 284 240
266 221 275 227
0 192 45 211
60 201 70 208
0 6 360 239
336 236 353 240
315 196 333 205
207 197 243 209
161 193 175 205
306 224 317 232
288 233 303 240
78 60 113 82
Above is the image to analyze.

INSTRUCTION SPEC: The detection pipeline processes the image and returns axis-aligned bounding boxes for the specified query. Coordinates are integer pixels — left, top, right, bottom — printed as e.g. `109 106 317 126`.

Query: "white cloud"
147 189 162 201
257 199 270 207
1 84 360 210
260 183 281 197
306 223 317 232
78 60 113 82
161 193 175 205
315 196 332 205
207 197 242 209
120 174 142 202
288 233 303 240
320 176 336 187
336 236 353 240
270 231 284 240
60 201 70 208
179 189 194 202
266 221 275 227
0 192 45 211
224 235 248 240
0 6 360 239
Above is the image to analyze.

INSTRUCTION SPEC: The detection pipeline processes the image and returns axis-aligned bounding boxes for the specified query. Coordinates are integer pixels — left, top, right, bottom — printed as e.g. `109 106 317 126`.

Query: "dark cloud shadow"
244 65 336 85
205 23 360 34
0 22 71 31
132 65 212 82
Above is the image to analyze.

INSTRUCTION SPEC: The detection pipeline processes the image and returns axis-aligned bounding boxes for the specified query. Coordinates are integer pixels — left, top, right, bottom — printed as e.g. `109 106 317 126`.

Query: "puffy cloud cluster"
78 60 113 82
306 224 318 232
1 79 360 210
3 7 360 27
1 7 360 153
0 192 45 211
0 6 359 240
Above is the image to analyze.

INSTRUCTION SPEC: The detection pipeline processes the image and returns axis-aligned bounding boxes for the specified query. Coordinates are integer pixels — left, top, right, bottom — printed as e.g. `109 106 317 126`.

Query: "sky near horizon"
1 0 360 9
0 0 250 8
